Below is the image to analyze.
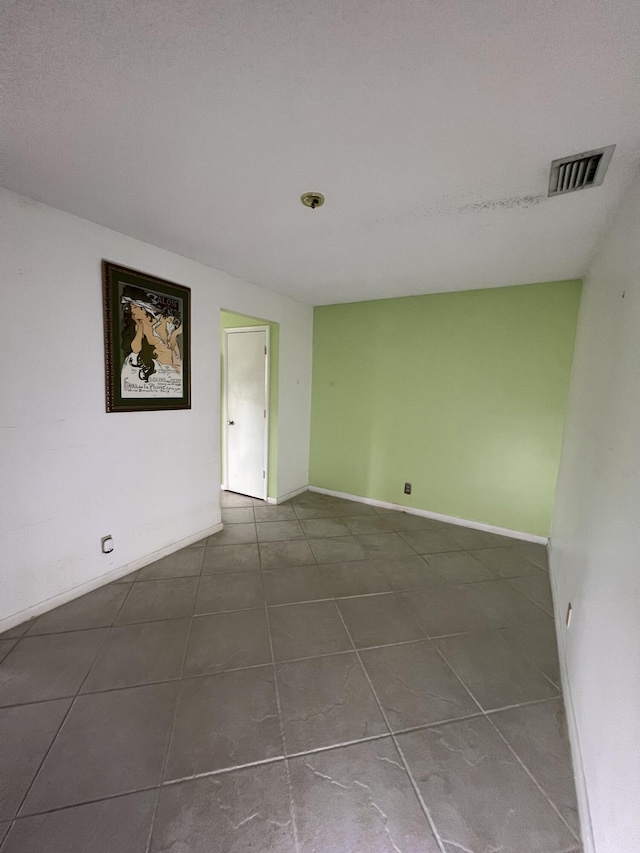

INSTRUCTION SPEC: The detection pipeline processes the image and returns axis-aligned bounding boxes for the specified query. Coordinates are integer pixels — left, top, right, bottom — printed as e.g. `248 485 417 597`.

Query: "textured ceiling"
2 0 640 304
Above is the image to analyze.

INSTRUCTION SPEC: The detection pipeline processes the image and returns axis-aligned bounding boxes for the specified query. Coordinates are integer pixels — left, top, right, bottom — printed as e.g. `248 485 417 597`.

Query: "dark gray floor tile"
399 586 490 637
469 546 543 578
259 540 316 569
322 560 392 597
253 503 297 522
398 717 575 853
520 541 550 570
221 491 254 507
0 629 108 707
115 577 198 625
360 640 479 731
22 682 178 814
291 491 334 507
151 761 296 853
81 619 191 692
194 571 264 614
435 631 558 710
183 610 271 676
0 698 71 820
4 790 158 853
308 536 366 563
496 621 561 686
269 601 351 661
263 565 332 605
0 620 36 640
398 530 461 554
186 537 207 549
342 514 395 534
293 503 349 519
491 698 581 836
221 506 255 524
376 556 448 592
277 653 386 753
289 738 440 852
256 520 305 542
337 594 425 648
203 543 261 573
136 548 203 581
0 640 17 664
354 532 418 560
465 579 550 628
165 667 282 779
508 574 555 614
439 525 507 549
320 500 376 518
425 550 497 584
27 585 130 635
299 517 351 538
383 512 443 532
113 569 141 583
0 822 8 846
207 523 257 547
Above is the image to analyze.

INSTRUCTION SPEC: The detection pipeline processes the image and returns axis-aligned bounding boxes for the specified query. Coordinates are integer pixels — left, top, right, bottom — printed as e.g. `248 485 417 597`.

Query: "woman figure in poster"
120 288 183 395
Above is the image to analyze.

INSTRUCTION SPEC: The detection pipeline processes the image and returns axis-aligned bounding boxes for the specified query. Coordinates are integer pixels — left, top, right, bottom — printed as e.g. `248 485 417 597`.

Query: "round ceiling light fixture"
301 192 325 209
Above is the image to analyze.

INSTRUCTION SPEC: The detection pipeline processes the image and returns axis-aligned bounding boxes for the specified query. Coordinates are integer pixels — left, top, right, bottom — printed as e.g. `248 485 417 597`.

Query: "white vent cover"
548 145 615 196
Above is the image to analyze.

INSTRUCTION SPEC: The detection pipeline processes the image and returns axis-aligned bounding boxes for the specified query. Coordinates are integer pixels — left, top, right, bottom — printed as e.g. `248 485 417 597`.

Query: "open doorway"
220 310 279 501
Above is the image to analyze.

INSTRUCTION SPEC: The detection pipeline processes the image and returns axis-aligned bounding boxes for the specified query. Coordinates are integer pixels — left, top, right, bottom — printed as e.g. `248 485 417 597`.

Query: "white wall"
551 168 640 852
0 188 313 628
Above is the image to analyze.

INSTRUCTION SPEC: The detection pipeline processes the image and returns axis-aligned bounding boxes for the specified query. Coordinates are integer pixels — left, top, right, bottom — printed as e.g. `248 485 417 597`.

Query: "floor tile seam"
157 558 206 797
484 695 564 716
259 562 301 853
491 629 562 691
6 622 122 640
429 641 492 717
424 608 554 641
483 709 582 843
4 627 518 707
1 636 479 708
11 586 133 822
148 551 208 851
8 783 161 823
429 642 562 737
503 577 555 617
332 603 447 853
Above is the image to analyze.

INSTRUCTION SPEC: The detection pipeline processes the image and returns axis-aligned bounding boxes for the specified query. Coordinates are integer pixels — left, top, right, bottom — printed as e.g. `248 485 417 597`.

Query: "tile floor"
0 490 582 852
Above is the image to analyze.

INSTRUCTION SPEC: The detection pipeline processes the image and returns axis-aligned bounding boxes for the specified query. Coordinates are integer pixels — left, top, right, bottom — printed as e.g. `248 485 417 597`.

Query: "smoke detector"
548 145 615 197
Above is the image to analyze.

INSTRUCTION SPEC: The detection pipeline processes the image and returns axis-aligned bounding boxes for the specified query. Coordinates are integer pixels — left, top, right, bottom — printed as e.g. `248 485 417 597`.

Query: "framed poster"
102 261 191 412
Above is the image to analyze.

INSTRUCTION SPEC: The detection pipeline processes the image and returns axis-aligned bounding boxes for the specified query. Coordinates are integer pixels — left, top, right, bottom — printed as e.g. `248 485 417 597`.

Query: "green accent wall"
309 281 582 537
220 310 279 499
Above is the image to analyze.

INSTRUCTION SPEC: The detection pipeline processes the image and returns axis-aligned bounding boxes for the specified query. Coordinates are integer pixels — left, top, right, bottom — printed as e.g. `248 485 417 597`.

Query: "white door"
224 326 269 499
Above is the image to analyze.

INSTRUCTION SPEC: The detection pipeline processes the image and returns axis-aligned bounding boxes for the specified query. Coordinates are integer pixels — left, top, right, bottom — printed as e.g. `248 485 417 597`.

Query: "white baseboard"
547 542 595 853
0 521 222 635
275 484 309 504
308 485 548 545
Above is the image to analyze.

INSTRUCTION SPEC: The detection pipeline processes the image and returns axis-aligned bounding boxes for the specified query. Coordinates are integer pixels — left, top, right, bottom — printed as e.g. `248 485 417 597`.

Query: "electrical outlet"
101 535 114 554
566 602 572 628
404 482 412 495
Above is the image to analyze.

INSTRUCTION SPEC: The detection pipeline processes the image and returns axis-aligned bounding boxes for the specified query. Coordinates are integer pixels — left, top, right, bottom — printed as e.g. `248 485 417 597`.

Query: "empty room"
1 2 639 852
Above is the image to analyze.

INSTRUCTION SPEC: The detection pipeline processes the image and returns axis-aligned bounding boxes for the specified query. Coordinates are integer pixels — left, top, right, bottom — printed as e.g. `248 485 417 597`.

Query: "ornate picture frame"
102 261 191 412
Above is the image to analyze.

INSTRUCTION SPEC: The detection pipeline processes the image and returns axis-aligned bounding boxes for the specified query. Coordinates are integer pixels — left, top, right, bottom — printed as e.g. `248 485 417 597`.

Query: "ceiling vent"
548 145 615 197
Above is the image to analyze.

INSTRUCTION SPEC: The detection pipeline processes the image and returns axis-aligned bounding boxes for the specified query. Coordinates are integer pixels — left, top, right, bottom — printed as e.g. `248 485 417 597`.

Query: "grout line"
0 637 563 710
258 535 301 853
331 593 447 853
484 710 582 842
9 581 135 828
145 548 206 853
428 641 578 841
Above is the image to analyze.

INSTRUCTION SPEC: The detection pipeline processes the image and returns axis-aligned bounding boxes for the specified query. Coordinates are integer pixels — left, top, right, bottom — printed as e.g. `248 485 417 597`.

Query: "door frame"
222 325 270 500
